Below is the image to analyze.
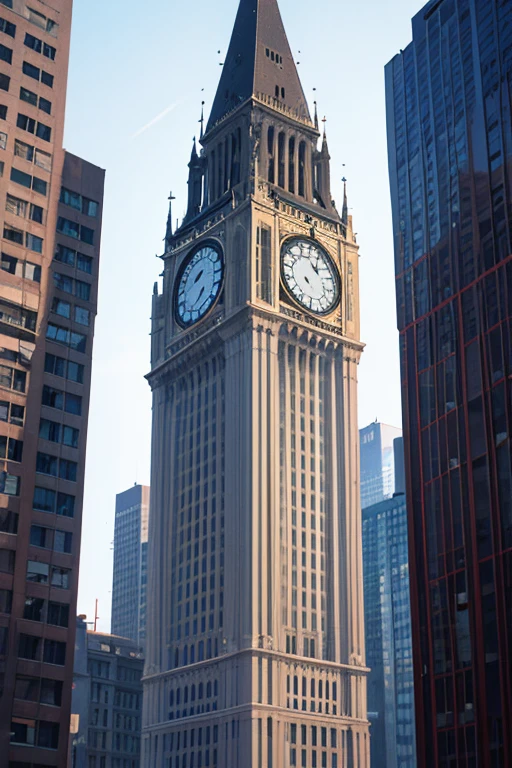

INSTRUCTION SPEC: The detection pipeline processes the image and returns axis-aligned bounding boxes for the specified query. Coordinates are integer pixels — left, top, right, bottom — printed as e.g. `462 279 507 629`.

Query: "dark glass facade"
386 1 512 766
363 440 417 768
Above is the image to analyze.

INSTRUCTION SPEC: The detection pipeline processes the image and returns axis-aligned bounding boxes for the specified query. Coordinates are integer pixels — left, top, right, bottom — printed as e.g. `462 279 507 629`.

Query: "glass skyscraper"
363 438 416 768
111 485 150 648
386 0 512 765
360 422 402 509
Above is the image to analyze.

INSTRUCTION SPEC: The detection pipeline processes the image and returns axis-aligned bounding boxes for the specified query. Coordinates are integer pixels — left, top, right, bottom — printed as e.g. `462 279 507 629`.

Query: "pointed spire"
165 191 176 250
314 101 319 131
206 0 311 134
190 137 199 164
199 101 205 140
342 177 348 226
321 117 329 156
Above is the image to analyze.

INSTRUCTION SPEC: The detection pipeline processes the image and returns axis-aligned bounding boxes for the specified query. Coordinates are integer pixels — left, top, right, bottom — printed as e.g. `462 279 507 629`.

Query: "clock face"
175 243 224 328
281 238 340 315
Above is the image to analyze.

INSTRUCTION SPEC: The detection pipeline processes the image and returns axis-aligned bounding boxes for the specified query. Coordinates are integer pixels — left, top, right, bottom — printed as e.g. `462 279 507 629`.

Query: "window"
0 587 12 613
24 33 56 60
75 306 90 326
26 232 43 252
47 601 69 627
0 16 15 37
36 451 58 477
54 244 93 273
10 167 47 195
3 225 22 245
11 718 36 745
0 472 20 495
0 130 6 149
14 676 40 702
6 194 44 225
33 485 75 517
0 509 17 533
22 60 54 87
44 352 84 383
17 112 51 142
53 272 91 301
0 434 23 461
0 103 6 119
57 216 95 244
46 323 87 353
60 187 99 217
53 530 72 554
0 548 14 572
18 633 41 661
15 137 52 170
42 384 82 415
40 678 62 706
0 363 26 392
23 596 44 621
51 566 70 589
24 7 59 37
0 42 12 63
30 524 51 548
26 560 49 583
0 400 24 426
0 72 9 90
0 301 37 331
51 297 70 318
19 85 51 114
43 639 66 665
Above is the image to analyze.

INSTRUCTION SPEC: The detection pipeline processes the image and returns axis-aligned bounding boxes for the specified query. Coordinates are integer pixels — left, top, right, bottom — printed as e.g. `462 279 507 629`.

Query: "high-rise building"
363 437 416 768
386 0 512 765
360 422 402 509
0 1 105 763
143 0 370 764
111 484 150 648
71 617 143 768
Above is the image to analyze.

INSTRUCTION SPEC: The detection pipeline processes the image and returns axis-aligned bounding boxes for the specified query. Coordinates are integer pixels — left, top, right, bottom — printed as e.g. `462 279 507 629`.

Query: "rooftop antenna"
93 599 99 632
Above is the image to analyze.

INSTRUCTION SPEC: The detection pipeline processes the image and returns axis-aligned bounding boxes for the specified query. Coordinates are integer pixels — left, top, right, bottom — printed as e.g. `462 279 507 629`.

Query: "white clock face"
175 243 224 327
281 238 339 314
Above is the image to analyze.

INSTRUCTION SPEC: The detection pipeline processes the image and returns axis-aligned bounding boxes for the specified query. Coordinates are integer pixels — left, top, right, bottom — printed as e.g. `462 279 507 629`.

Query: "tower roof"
205 0 311 134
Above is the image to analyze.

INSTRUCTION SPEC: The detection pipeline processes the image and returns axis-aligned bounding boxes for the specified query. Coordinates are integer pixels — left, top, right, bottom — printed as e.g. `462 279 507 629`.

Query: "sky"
66 0 423 632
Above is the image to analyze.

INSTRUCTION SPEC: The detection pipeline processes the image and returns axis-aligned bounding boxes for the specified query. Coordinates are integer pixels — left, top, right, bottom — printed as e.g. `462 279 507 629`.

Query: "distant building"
363 437 416 768
71 617 143 768
360 422 402 508
0 0 105 760
111 484 150 647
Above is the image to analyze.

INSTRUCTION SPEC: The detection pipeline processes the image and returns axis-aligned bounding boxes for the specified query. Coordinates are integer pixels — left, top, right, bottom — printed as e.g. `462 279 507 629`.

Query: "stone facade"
143 1 370 765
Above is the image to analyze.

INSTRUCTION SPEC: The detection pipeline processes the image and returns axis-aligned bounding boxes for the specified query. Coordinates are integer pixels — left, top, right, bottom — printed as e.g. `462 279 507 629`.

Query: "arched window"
183 646 188 666
198 682 204 699
170 690 174 707
214 680 218 696
184 686 189 704
332 681 337 701
191 685 196 701
311 678 316 698
198 640 204 661
289 136 296 193
176 688 181 705
207 638 212 659
298 141 306 197
174 648 179 668
190 644 195 664
293 675 298 696
267 126 275 184
206 681 212 698
278 132 286 188
210 149 216 201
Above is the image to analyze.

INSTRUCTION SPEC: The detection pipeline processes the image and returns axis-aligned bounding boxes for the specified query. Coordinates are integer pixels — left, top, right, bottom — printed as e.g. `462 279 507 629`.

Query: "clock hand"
194 270 204 284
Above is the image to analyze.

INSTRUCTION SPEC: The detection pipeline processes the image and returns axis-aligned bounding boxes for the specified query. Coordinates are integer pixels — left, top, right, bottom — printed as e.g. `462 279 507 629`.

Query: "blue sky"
67 0 423 631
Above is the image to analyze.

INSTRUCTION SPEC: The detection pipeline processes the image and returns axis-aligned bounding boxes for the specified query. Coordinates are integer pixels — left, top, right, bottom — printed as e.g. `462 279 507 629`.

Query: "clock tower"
143 1 370 766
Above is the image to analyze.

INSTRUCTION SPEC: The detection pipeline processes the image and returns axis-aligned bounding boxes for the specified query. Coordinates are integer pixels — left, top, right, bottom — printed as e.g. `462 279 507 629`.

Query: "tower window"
256 223 272 305
298 141 306 197
275 85 279 98
278 131 285 188
267 126 275 184
281 87 285 98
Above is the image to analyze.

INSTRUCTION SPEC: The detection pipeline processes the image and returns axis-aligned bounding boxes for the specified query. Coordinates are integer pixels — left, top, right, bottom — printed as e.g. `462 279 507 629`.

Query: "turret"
184 139 204 222
314 127 333 210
